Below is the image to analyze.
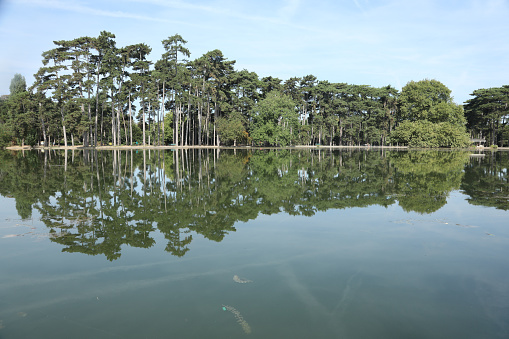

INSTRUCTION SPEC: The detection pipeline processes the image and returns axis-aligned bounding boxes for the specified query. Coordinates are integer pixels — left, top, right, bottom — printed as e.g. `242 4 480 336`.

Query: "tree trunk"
180 104 185 146
111 90 116 146
129 93 133 146
39 102 47 147
61 105 68 147
142 101 146 146
95 61 100 147
161 81 165 145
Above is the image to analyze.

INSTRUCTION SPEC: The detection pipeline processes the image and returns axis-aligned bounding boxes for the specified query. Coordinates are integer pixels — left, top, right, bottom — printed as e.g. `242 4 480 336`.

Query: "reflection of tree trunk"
64 149 68 172
43 150 47 180
143 149 147 184
113 149 117 183
198 150 202 187
175 148 180 190
95 150 105 231
163 150 167 211
118 150 122 187
130 149 134 196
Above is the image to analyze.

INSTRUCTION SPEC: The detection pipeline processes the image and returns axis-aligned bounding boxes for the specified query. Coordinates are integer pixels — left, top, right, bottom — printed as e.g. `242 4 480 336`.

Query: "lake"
0 148 508 338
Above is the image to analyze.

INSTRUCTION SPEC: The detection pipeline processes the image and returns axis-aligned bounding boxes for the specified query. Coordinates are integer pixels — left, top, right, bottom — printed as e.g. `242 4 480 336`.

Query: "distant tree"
390 79 470 147
130 43 152 146
250 91 298 146
9 73 27 95
464 86 509 146
160 34 190 146
5 92 39 146
216 111 247 146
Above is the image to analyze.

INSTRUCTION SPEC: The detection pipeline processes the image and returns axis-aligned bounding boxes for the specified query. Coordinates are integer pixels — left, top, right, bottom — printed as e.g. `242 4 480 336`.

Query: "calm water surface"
0 149 508 338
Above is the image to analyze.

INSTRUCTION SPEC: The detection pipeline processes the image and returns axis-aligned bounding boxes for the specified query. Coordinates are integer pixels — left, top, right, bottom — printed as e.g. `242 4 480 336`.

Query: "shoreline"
5 144 410 151
3 145 508 151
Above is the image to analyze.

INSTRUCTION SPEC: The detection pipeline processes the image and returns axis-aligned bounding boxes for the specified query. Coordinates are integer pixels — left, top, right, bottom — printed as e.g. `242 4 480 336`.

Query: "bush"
389 120 470 148
0 123 14 148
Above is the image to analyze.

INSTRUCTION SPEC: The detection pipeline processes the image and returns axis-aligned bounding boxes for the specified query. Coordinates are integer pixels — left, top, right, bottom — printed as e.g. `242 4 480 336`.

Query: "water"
0 149 508 338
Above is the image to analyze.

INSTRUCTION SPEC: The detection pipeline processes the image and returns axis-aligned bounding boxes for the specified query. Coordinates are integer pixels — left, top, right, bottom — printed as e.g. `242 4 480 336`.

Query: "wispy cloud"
278 0 301 21
16 0 169 22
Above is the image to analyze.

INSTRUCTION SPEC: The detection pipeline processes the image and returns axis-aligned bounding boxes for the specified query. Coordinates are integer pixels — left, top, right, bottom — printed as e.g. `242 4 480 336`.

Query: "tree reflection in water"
2 148 504 260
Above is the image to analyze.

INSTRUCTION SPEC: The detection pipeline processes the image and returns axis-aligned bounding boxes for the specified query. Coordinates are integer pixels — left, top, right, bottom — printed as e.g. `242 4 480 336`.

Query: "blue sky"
0 0 507 104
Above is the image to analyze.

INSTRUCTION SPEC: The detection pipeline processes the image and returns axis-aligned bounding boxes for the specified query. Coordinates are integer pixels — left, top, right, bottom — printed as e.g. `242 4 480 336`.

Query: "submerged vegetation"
1 32 506 149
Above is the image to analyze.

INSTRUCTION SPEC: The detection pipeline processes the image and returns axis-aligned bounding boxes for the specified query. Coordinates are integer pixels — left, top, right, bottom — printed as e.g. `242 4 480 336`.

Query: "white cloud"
15 0 169 22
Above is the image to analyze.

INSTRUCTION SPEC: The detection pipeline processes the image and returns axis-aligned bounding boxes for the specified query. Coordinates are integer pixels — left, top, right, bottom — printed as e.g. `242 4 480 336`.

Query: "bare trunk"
180 104 184 146
39 102 47 147
95 61 100 146
111 91 116 146
161 81 165 145
61 105 68 147
142 102 146 146
129 93 133 146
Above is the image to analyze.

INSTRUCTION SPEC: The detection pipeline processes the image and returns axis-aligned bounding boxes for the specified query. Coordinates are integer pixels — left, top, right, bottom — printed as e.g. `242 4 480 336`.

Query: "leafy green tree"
397 79 464 124
464 86 509 146
130 43 152 145
9 73 27 95
160 34 190 146
250 91 298 146
390 79 470 147
0 96 14 147
91 31 116 146
216 111 247 145
10 92 39 146
34 42 75 147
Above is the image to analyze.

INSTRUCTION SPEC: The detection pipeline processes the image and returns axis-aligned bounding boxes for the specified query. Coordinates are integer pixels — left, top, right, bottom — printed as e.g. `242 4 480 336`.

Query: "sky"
0 0 507 104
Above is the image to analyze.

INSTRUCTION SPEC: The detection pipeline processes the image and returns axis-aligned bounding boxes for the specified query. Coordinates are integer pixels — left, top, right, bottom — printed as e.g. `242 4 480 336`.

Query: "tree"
216 111 247 146
91 31 116 146
160 34 190 146
390 79 470 147
130 43 152 146
397 79 462 123
9 73 27 95
464 86 509 146
34 43 74 147
250 91 298 146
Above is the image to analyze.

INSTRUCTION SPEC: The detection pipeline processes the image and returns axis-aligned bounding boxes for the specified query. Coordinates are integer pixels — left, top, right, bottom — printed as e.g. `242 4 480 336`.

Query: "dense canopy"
0 32 506 148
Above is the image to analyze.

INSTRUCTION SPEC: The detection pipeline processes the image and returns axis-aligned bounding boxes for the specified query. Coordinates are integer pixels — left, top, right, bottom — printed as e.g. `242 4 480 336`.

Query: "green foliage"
9 73 27 95
464 86 509 146
12 32 505 148
163 112 173 144
250 91 298 146
391 79 470 147
216 111 247 145
397 79 463 123
390 120 470 148
0 123 14 148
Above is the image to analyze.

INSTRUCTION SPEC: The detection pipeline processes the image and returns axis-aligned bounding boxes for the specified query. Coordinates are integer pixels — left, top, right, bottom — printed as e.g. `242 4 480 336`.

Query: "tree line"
0 31 507 148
